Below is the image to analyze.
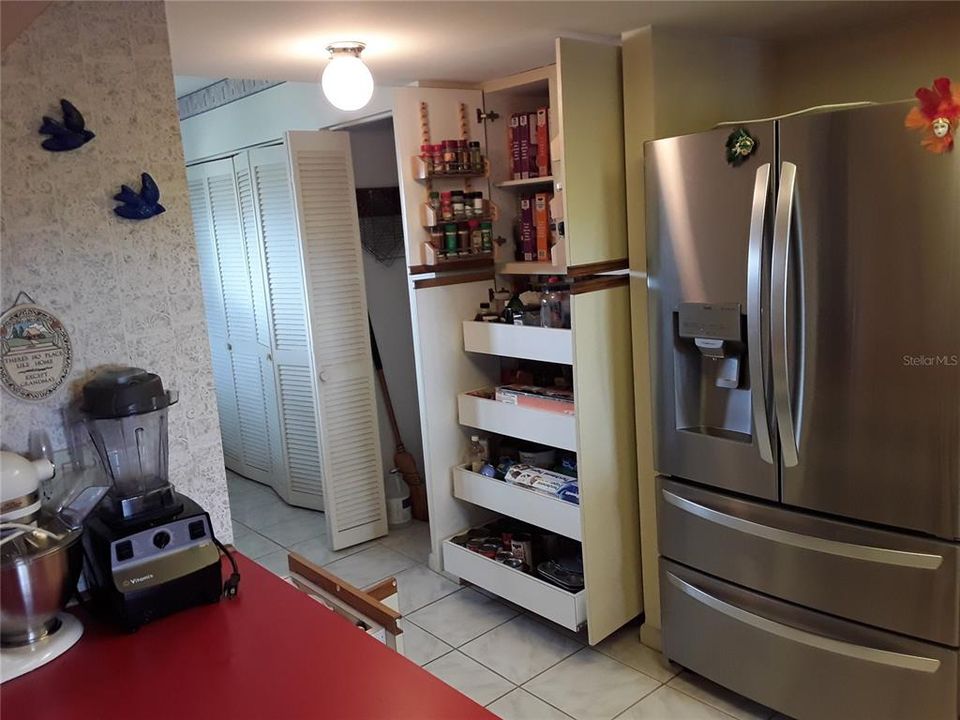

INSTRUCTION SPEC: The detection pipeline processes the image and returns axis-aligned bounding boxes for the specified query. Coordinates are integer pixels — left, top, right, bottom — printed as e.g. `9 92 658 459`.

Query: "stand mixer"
0 452 84 683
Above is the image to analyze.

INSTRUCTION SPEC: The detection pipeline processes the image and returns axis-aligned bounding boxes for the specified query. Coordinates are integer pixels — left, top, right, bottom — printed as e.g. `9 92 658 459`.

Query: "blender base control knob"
152 530 171 549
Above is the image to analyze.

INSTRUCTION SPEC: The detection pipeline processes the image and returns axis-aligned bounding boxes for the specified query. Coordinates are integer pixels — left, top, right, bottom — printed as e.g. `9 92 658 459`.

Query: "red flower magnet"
905 77 960 153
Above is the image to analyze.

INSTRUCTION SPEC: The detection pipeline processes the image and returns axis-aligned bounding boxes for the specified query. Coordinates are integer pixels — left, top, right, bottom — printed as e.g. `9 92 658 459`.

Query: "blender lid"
82 367 177 419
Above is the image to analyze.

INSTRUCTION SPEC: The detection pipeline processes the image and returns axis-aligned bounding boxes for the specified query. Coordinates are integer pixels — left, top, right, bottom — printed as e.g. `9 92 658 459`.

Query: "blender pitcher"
82 368 179 522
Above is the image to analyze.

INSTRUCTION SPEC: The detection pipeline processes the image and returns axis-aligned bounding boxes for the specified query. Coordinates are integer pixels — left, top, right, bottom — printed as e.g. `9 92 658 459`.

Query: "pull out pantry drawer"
661 560 959 720
657 477 960 645
462 321 573 364
458 390 576 451
442 537 585 631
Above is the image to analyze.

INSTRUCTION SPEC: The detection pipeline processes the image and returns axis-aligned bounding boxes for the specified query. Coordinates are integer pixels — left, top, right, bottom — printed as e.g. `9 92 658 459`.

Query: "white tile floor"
228 471 780 720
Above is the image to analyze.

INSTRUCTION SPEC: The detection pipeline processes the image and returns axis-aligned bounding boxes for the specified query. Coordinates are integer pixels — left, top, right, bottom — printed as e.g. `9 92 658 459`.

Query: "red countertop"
1 553 497 720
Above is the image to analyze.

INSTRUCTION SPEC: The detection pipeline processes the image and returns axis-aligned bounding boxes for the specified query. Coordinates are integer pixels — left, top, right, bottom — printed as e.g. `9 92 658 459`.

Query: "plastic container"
385 469 412 528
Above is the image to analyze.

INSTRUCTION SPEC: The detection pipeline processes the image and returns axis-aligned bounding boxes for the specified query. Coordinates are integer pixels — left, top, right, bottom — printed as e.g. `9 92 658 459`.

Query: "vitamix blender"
81 368 225 630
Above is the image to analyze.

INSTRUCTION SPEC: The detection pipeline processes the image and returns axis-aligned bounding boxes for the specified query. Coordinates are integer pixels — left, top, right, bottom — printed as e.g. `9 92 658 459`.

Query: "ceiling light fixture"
321 42 374 112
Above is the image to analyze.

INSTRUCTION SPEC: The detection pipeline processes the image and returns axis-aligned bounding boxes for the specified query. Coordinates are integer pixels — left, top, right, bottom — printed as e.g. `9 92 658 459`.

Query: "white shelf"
443 537 585 630
498 261 567 276
462 321 572 364
496 176 555 189
453 465 581 541
458 390 577 452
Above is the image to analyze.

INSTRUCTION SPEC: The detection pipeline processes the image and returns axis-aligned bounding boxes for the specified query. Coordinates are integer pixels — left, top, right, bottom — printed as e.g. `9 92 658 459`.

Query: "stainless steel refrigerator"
645 101 959 720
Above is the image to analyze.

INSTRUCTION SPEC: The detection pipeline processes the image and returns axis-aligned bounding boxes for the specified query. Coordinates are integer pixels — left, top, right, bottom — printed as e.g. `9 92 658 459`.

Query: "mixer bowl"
0 524 82 646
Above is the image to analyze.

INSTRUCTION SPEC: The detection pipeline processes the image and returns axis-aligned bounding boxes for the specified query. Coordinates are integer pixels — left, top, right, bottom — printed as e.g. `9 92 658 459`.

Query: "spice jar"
444 223 458 253
431 144 444 173
451 190 465 220
468 219 482 252
457 140 470 173
420 144 433 175
469 141 483 173
473 192 485 218
442 140 458 174
440 191 454 221
429 226 444 248
428 191 441 211
480 221 494 252
463 193 474 219
457 223 470 252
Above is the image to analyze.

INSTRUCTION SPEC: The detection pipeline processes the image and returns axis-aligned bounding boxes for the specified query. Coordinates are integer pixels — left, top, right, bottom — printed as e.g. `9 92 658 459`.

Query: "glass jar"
431 144 444 173
469 141 483 173
480 221 494 252
444 223 458 253
451 190 465 220
443 140 458 173
420 144 433 175
457 140 470 174
457 223 470 252
540 281 570 329
473 192 486 218
429 225 444 248
463 193 474 219
440 191 454 221
428 191 441 211
468 219 482 252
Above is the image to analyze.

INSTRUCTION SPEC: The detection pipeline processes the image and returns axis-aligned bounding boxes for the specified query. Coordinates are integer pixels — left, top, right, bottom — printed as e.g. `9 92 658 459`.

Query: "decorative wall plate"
0 303 72 401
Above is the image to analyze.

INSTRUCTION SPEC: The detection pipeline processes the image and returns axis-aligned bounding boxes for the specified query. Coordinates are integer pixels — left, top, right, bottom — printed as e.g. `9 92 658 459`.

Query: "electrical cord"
212 535 241 599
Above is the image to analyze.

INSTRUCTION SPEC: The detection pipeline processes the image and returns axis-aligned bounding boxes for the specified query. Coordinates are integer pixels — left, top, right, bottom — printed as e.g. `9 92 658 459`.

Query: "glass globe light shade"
321 52 374 111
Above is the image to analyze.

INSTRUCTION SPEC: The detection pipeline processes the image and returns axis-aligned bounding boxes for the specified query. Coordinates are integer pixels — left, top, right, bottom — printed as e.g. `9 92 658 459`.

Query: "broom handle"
369 317 405 449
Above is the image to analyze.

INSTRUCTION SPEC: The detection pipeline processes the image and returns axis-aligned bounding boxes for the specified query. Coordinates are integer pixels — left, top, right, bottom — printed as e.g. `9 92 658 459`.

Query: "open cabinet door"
285 130 388 549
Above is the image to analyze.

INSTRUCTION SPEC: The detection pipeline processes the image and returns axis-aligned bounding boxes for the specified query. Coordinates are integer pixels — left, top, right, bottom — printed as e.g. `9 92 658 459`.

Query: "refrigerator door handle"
661 488 944 569
665 571 942 673
747 163 773 464
771 162 803 467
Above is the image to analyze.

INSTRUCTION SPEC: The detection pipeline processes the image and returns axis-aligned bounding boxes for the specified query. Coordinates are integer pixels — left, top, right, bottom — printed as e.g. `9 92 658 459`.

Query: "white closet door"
187 158 279 485
245 145 325 511
187 160 242 470
285 130 387 548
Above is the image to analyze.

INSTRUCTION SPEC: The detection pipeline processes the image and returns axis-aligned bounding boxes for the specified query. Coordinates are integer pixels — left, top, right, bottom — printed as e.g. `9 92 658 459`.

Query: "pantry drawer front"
442 539 585 630
661 560 959 720
657 477 960 645
458 391 577 451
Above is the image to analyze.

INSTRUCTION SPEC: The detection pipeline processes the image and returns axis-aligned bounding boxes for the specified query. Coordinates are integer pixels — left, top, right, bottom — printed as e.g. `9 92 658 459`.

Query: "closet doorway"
187 128 418 553
346 117 425 505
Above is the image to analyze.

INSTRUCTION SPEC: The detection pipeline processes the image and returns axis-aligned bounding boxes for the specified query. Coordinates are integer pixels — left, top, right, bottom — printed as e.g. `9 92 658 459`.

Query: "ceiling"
166 1 928 86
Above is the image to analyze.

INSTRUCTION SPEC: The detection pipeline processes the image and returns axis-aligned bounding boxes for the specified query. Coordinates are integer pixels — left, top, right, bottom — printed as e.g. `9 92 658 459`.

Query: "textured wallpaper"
0 2 232 540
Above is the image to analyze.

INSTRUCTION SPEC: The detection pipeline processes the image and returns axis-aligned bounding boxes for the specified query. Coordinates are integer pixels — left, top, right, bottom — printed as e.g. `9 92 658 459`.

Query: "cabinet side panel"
556 38 628 267
572 285 642 643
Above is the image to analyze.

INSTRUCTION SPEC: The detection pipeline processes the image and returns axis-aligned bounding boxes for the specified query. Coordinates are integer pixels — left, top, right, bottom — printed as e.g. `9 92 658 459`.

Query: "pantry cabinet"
187 131 388 550
392 38 640 645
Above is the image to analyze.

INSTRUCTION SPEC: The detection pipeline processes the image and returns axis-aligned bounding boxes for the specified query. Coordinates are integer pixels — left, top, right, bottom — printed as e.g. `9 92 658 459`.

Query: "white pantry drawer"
443 538 586 631
462 321 573 364
453 465 581 541
457 390 577 451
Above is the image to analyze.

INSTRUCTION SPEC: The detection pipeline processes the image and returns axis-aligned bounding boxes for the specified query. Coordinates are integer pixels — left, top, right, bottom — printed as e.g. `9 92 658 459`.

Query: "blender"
81 368 225 630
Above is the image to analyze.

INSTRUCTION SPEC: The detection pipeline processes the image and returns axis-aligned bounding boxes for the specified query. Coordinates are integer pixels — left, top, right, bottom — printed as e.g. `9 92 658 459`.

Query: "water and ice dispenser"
673 303 752 439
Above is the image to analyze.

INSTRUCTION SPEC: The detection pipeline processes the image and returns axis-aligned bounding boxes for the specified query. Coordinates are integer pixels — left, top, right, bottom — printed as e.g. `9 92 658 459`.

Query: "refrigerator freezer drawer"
658 477 960 645
661 560 959 720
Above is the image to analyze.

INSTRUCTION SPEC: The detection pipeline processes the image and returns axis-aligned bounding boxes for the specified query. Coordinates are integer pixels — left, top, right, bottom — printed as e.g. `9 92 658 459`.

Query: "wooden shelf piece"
453 465 581 541
495 176 555 189
462 321 572 364
442 538 585 630
458 390 577 451
408 256 494 275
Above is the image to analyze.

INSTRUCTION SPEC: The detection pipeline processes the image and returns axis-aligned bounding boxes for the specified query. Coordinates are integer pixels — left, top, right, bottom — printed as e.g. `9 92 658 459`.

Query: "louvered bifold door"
285 130 387 548
192 157 278 484
246 145 325 511
187 160 243 471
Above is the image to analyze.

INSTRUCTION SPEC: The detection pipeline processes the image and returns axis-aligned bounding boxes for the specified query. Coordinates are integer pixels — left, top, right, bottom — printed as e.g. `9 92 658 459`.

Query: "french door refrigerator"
646 101 959 720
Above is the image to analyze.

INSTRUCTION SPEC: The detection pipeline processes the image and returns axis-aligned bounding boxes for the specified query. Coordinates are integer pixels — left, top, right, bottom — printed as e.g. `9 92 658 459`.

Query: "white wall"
179 81 394 162
348 119 425 489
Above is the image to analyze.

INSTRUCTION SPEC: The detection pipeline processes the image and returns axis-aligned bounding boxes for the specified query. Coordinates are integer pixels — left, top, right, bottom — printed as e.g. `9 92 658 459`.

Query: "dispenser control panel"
678 303 742 341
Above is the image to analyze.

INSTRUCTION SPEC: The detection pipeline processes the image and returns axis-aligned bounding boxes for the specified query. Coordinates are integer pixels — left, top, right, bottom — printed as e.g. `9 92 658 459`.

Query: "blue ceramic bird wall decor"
114 173 166 220
39 99 95 151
